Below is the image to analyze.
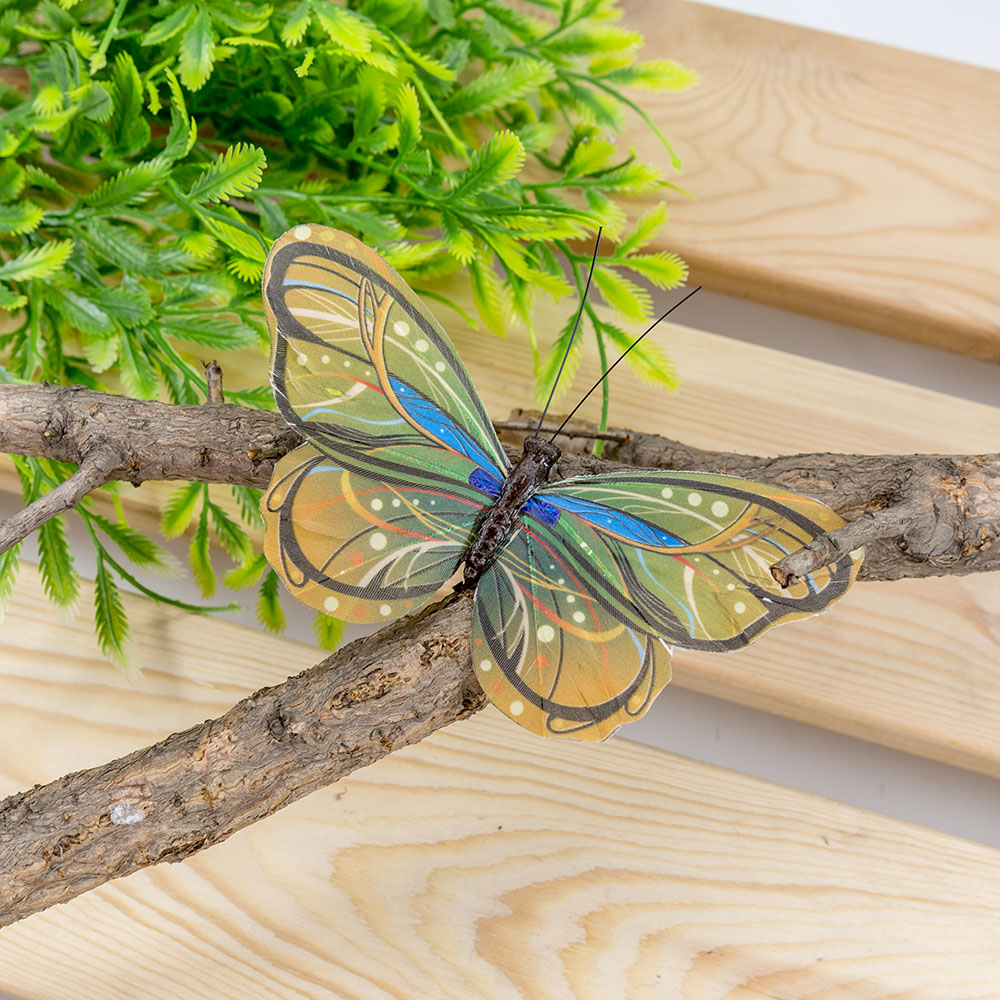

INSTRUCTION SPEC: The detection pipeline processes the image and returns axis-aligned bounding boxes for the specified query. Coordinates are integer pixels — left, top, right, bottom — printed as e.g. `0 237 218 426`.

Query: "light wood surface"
4 284 1000 776
2 565 999 1000
629 1 1000 360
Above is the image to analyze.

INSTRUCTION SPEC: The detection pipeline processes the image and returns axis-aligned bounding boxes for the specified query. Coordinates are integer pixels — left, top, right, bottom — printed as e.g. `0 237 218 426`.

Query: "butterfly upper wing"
262 225 509 473
260 225 509 620
473 470 861 739
539 470 861 647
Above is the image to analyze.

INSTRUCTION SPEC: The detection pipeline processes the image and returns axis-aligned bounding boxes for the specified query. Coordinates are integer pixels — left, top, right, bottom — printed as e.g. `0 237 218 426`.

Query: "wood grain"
629 1 1000 360
1 565 999 999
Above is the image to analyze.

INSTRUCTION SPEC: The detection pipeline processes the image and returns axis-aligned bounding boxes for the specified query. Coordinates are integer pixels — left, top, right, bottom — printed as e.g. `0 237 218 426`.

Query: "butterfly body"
463 435 561 586
261 225 862 741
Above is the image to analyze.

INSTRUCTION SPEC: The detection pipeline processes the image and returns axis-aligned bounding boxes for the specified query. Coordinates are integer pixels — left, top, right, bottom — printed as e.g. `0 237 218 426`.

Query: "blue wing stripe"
391 378 502 473
544 493 683 547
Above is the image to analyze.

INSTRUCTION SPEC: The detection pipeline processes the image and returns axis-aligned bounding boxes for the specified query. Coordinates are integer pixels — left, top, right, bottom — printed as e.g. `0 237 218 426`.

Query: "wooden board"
4 285 1000 775
2 566 999 1000
628 1 1000 360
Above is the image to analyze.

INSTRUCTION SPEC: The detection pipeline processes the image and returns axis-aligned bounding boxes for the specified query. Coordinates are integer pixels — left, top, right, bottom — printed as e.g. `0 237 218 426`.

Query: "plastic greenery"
0 0 696 663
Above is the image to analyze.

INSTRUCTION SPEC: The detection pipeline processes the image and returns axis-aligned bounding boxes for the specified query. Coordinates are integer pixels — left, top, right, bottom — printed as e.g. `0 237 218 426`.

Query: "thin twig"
771 500 928 586
0 450 119 554
201 359 224 404
493 419 630 442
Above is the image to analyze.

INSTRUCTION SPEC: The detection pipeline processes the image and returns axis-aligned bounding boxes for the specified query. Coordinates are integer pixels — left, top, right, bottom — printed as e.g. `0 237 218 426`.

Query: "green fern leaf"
231 485 263 527
314 610 345 650
224 552 268 590
0 542 22 621
208 502 254 564
0 239 73 282
91 512 174 571
81 220 157 275
393 36 456 82
118 331 160 399
47 284 115 335
189 505 215 596
617 251 688 289
593 265 652 323
92 281 154 328
142 5 195 47
107 53 150 156
393 82 421 156
0 161 26 202
256 570 286 633
600 320 679 390
353 65 387 139
564 136 616 178
187 143 267 204
468 253 507 334
0 201 44 235
448 131 525 200
0 286 28 312
162 482 203 538
535 312 583 404
38 516 79 610
22 166 71 196
441 211 475 263
443 59 555 117
600 59 699 91
83 158 170 210
311 0 371 52
160 317 258 350
178 7 216 90
94 553 129 665
616 202 668 255
557 25 643 56
281 0 312 45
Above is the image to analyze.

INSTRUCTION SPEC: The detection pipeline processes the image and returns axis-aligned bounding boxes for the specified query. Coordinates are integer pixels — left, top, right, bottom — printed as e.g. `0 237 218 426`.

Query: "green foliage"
0 0 695 664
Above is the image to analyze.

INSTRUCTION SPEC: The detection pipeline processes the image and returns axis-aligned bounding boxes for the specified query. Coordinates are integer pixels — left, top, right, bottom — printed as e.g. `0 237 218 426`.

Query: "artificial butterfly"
260 225 862 741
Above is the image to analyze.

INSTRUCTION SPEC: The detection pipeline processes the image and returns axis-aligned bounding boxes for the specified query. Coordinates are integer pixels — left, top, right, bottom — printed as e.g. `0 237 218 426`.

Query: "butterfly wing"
263 442 493 623
260 225 513 621
262 224 509 472
472 470 861 739
472 525 672 740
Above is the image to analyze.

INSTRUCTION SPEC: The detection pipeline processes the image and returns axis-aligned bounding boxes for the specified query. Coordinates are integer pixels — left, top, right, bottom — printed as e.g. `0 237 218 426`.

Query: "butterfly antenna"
534 227 603 436
549 285 702 441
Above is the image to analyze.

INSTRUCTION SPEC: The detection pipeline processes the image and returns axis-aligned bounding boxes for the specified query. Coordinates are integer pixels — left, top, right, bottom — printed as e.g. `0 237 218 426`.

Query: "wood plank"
1 566 999 1000
627 1 1000 360
4 287 999 775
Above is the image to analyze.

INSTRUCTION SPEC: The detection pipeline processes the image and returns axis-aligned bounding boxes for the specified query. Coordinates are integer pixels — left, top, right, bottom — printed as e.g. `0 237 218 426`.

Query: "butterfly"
260 225 862 741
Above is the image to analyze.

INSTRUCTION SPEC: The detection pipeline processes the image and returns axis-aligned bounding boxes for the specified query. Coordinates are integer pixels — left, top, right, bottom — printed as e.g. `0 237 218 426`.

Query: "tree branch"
0 448 119 552
0 385 998 928
0 590 481 929
0 385 997 579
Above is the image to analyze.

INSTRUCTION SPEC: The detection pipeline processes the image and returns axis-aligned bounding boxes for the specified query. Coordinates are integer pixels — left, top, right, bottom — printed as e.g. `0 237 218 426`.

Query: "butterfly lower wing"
537 470 862 649
471 526 673 740
263 225 509 473
263 442 490 623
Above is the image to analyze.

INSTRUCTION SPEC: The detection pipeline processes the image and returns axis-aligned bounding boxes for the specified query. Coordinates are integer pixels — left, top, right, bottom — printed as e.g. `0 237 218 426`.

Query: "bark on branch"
0 591 481 929
0 384 998 927
1 383 998 580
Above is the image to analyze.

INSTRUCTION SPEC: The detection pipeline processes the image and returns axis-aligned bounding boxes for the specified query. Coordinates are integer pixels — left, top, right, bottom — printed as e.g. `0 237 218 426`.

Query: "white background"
5 2 999 852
